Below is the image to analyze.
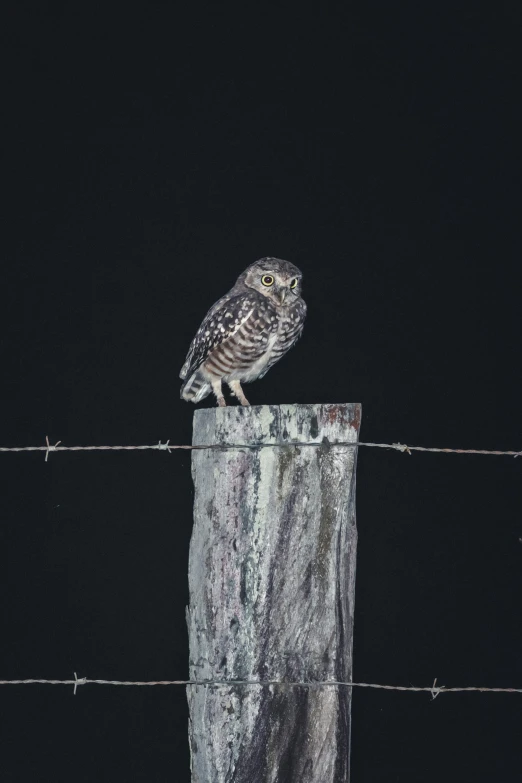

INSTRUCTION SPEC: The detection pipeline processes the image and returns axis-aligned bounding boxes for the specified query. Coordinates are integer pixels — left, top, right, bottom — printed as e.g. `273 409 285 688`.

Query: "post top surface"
192 403 361 446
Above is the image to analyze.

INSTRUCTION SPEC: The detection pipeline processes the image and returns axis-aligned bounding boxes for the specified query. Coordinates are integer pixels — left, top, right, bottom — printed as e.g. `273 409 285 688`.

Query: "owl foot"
228 380 250 406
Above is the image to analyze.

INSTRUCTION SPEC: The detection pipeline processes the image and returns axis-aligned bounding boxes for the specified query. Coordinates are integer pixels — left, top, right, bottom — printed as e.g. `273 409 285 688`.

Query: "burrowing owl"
180 257 307 406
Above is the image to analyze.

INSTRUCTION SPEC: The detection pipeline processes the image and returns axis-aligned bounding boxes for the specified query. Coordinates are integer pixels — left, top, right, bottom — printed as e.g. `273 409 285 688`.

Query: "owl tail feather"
180 370 211 403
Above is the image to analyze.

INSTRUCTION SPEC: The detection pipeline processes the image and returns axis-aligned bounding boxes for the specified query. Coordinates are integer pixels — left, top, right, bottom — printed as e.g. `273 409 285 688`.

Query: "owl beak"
278 289 287 305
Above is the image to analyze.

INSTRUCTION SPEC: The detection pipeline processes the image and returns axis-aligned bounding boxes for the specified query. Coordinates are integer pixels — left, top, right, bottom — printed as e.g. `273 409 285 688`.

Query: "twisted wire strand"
0 676 521 699
0 437 520 459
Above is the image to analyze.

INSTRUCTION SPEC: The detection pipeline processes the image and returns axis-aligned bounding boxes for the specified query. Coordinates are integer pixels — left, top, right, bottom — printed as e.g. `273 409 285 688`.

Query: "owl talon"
228 380 250 406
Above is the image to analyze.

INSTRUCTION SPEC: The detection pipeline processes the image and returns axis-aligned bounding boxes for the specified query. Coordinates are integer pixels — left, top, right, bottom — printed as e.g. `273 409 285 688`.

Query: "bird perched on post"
180 257 307 407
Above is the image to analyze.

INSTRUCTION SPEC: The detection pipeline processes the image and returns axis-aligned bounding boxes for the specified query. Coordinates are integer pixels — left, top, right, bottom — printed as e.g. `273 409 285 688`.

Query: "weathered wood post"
187 403 361 783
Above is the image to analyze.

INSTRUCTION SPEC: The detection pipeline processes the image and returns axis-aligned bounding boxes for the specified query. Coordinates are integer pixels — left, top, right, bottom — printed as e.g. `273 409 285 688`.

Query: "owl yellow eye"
261 274 274 286
290 278 298 289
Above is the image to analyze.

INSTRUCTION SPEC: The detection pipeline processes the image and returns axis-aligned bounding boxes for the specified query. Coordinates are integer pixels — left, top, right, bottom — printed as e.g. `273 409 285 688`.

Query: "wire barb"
430 677 442 700
73 672 86 695
392 442 411 455
45 436 62 462
156 440 172 453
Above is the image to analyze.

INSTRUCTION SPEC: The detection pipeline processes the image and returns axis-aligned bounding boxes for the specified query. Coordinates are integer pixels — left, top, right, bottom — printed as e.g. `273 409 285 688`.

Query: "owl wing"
180 293 257 380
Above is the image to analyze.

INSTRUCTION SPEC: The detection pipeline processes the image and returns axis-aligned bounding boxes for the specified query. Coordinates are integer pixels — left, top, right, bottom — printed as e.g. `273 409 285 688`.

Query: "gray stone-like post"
187 403 361 782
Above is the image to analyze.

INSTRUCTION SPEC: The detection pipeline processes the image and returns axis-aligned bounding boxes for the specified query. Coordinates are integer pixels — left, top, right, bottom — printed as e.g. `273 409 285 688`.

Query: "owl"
180 257 307 407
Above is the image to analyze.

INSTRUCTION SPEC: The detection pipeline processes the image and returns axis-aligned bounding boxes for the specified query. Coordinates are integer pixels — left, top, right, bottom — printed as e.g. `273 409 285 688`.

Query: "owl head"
236 257 303 306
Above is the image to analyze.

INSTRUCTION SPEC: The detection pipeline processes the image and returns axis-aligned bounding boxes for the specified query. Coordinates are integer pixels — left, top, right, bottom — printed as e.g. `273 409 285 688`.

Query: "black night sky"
2 5 522 782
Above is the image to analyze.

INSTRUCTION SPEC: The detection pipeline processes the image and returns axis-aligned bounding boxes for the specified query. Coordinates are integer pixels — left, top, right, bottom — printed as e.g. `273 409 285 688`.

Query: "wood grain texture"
187 403 361 783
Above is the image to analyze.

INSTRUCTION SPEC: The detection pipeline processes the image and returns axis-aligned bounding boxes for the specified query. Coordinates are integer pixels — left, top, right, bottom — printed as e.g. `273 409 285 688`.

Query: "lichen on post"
187 403 361 783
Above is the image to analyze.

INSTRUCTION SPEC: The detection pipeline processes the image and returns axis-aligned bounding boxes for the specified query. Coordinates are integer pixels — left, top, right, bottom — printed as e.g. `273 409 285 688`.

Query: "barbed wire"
0 436 520 461
0 674 520 699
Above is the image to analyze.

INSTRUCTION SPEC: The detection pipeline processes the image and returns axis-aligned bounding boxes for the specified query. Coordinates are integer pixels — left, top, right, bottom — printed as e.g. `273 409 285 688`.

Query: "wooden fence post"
186 403 361 783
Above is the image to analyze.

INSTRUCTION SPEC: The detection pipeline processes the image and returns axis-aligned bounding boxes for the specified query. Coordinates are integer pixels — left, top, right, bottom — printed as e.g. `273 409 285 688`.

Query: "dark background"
2 4 521 781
